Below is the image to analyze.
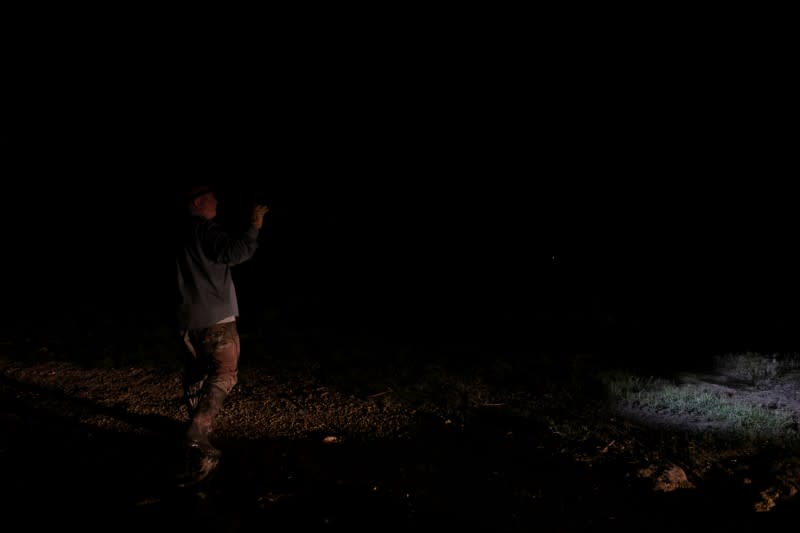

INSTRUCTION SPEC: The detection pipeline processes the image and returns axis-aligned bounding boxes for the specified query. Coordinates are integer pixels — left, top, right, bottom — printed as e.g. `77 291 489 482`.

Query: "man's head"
184 184 218 220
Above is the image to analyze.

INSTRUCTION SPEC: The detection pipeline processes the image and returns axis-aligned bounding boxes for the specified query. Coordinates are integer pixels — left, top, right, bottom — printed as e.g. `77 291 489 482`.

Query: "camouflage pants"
181 321 240 449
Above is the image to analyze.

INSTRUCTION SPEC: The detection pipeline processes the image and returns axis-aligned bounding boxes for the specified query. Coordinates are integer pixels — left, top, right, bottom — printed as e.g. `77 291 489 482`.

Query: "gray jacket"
176 214 260 330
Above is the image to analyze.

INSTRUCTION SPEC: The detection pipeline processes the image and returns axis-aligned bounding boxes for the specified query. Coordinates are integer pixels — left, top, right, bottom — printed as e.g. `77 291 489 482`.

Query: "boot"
177 383 228 485
185 383 228 454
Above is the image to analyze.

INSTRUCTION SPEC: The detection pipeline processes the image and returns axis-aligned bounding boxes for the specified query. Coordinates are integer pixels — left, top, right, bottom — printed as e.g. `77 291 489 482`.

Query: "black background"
3 24 797 356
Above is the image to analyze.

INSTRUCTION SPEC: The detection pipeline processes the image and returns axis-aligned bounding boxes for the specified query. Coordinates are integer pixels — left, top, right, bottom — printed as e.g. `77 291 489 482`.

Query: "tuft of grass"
713 351 800 385
599 352 800 447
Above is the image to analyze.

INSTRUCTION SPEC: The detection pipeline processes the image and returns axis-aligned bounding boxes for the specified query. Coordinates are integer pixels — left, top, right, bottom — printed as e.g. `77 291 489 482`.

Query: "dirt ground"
3 344 800 532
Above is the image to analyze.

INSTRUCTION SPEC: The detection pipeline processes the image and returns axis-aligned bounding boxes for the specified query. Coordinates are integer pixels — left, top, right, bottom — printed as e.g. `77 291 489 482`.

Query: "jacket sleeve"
201 222 260 266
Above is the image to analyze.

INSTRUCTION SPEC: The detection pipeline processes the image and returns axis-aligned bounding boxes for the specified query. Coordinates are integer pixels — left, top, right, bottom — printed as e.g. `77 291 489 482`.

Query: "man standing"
175 183 269 485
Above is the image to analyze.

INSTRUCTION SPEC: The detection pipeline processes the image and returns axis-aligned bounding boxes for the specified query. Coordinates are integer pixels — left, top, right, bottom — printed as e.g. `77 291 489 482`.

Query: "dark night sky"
3 35 796 353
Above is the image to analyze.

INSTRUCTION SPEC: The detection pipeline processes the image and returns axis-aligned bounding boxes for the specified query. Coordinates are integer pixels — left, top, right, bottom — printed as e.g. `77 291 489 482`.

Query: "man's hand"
251 204 269 229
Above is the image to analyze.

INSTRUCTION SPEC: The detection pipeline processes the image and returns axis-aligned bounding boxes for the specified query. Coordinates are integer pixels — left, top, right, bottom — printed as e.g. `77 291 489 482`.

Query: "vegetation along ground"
3 322 800 531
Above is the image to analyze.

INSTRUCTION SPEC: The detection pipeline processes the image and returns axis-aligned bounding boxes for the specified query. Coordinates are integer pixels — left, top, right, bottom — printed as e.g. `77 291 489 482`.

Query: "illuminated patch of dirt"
611 369 800 514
